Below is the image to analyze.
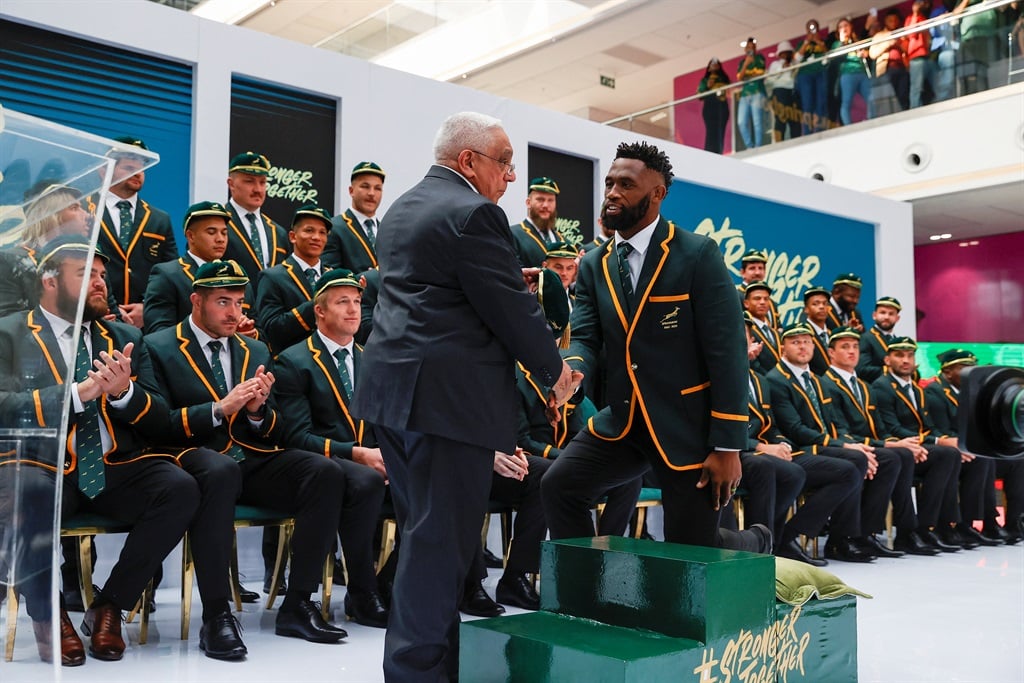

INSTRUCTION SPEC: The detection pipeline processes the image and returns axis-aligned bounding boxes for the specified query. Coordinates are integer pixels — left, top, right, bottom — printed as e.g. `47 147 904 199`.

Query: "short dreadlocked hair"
614 141 673 187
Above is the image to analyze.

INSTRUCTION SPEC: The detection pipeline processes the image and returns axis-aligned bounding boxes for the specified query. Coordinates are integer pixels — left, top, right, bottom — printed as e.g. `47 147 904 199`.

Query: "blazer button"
631 363 638 371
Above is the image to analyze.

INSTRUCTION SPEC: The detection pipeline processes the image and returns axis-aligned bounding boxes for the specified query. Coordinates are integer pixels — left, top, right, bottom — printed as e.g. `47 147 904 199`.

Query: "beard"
529 210 557 234
58 283 108 321
875 318 895 332
602 195 651 233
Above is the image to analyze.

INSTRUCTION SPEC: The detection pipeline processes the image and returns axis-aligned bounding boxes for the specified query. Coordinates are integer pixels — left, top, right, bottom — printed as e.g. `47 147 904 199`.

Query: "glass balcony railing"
604 0 1024 154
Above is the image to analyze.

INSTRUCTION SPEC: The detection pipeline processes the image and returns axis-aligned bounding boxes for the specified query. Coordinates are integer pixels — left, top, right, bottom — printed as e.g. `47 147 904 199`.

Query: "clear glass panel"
0 104 158 670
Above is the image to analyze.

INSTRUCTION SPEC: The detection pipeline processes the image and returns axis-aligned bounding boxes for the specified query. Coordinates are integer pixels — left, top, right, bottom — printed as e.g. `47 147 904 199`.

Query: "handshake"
545 361 585 426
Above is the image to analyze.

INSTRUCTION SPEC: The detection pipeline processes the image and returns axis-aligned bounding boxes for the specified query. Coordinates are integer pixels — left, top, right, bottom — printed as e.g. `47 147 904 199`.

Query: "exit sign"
600 75 615 89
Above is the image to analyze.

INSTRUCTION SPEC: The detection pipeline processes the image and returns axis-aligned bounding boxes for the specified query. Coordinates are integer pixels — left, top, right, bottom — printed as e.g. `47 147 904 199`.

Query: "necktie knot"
116 200 131 210
245 213 265 266
617 242 634 258
333 348 349 365
305 267 319 285
208 340 223 355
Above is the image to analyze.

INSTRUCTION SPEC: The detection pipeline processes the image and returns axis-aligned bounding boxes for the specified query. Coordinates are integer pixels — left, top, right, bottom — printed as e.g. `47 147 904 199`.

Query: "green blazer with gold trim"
737 284 781 329
565 217 748 470
748 317 782 375
143 321 283 457
254 255 318 354
745 369 793 453
92 197 178 306
224 204 290 281
0 308 168 473
857 326 891 383
323 209 377 273
515 362 584 459
924 376 959 437
821 368 889 447
764 362 851 452
871 375 945 444
273 333 372 460
512 219 561 268
143 254 257 335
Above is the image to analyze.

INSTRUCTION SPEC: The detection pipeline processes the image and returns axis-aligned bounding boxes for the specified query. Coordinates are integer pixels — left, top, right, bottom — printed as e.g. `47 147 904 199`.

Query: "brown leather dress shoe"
81 603 125 661
60 608 86 666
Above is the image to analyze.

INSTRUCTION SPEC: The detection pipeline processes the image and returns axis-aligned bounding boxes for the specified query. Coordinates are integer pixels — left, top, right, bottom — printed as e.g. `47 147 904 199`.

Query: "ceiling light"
959 242 970 247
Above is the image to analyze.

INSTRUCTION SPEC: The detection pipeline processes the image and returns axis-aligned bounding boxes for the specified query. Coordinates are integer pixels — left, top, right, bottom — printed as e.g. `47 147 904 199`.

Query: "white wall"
0 0 916 334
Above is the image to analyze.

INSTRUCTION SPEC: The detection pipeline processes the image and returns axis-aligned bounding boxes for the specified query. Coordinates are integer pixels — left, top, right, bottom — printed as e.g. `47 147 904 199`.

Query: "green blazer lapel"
825 369 868 421
344 210 377 267
227 205 262 269
229 335 253 386
870 327 889 354
599 241 630 332
889 378 925 431
938 376 958 408
99 206 127 261
180 255 198 282
123 201 153 260
27 308 68 383
264 213 284 266
751 323 781 361
632 219 671 302
175 322 221 400
519 220 547 253
309 334 358 437
283 257 314 300
777 362 826 431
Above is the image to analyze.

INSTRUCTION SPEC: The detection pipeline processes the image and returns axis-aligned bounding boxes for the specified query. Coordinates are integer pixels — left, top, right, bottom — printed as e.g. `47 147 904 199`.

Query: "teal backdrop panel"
662 180 877 328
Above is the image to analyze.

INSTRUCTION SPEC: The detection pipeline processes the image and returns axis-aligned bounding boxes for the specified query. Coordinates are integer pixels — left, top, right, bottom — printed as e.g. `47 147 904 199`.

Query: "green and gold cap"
803 285 830 302
937 348 977 370
886 336 917 352
184 201 231 230
528 177 560 195
833 272 863 289
875 296 902 312
351 161 385 181
314 268 363 298
292 204 332 229
108 135 149 159
741 249 768 264
229 151 271 176
828 325 861 344
192 260 249 289
780 322 813 339
743 280 772 297
537 268 571 341
544 240 577 259
37 235 109 272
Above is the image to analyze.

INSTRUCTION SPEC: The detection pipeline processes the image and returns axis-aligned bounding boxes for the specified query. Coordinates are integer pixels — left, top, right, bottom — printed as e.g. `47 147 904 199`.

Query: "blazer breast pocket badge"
659 306 680 330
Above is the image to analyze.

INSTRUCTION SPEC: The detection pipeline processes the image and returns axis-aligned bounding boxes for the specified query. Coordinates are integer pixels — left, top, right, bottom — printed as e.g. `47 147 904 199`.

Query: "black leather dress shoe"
824 537 875 563
261 574 286 597
990 523 1023 545
63 585 101 613
200 612 248 660
495 573 540 611
237 583 260 603
275 600 347 643
344 590 389 628
960 524 1000 546
938 526 976 549
482 547 505 569
893 531 940 556
459 583 505 617
924 529 961 552
857 535 905 558
332 558 347 586
775 539 828 567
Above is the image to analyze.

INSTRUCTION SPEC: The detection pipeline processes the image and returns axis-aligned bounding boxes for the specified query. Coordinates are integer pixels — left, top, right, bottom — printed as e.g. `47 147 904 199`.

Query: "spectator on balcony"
832 18 874 125
795 19 830 134
697 57 732 154
869 9 910 111
767 41 800 142
930 0 960 102
905 0 934 108
955 0 998 94
735 37 767 149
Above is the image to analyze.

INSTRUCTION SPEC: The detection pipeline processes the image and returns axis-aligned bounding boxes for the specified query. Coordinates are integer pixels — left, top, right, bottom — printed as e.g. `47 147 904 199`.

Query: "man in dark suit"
90 137 177 327
799 285 832 374
511 176 564 267
350 112 575 682
925 348 1019 545
255 205 331 354
765 323 885 564
272 267 389 627
323 162 385 273
143 202 258 340
744 280 782 375
821 326 922 557
581 216 614 254
223 152 290 280
826 273 865 332
871 337 965 551
541 141 771 555
857 296 902 382
0 236 206 663
143 260 348 644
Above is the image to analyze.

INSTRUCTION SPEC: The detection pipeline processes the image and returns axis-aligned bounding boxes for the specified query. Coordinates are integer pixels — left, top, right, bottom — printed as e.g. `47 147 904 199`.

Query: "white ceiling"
224 0 1021 245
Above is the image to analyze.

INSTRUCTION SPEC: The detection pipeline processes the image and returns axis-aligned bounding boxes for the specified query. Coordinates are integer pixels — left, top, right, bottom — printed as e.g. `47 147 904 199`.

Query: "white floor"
2 513 1022 682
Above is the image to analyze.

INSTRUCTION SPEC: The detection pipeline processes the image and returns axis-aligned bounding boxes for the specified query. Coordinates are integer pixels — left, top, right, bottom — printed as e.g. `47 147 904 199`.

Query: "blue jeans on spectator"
839 72 874 125
932 49 956 101
736 91 765 149
796 70 827 134
909 57 932 108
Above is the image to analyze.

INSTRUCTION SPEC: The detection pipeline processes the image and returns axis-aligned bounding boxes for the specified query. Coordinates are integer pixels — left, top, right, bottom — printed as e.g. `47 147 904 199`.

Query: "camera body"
958 365 1024 459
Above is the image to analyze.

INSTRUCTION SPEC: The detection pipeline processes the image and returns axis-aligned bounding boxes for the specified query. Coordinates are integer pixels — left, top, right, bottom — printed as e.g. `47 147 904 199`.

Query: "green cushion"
637 488 661 503
775 556 873 606
233 504 290 522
